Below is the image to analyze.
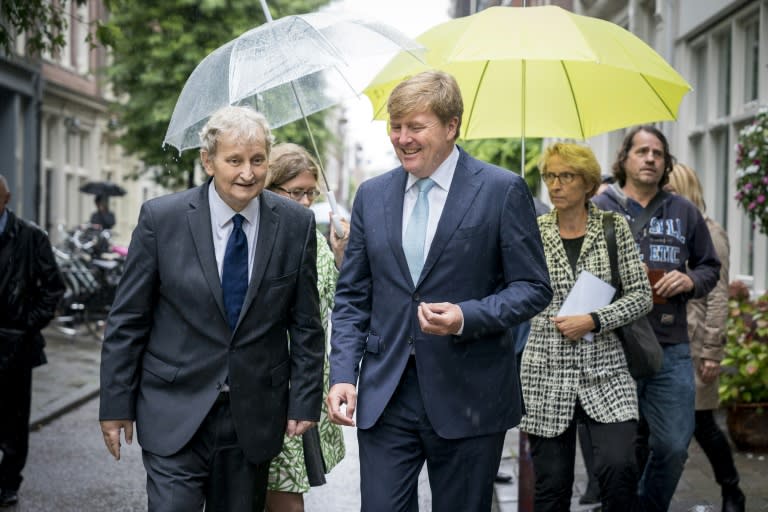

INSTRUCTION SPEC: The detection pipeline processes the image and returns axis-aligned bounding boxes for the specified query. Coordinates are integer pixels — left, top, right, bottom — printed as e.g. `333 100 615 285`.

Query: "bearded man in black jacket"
0 174 65 507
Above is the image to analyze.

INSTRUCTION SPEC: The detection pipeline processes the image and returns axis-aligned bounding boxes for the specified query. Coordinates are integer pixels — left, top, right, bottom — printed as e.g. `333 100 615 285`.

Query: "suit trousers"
528 402 639 512
357 358 505 512
142 395 270 512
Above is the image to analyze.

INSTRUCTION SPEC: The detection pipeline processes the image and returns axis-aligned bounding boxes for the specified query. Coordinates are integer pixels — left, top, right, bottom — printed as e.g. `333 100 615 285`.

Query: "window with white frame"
684 2 765 290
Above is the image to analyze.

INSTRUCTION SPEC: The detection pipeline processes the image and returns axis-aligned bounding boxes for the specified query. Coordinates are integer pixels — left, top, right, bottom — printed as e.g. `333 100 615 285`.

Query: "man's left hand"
698 358 721 384
417 302 463 336
654 270 693 298
286 419 316 437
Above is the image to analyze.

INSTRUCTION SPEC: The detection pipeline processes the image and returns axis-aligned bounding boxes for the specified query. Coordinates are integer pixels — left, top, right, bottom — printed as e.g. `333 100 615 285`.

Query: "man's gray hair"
0 174 8 190
199 106 275 158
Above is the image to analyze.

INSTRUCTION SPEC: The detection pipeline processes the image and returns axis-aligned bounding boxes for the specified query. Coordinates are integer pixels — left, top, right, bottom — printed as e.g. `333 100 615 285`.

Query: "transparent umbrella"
164 5 423 232
163 9 423 153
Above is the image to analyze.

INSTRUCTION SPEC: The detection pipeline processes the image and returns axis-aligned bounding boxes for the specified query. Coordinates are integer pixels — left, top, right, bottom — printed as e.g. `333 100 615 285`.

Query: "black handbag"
603 213 663 380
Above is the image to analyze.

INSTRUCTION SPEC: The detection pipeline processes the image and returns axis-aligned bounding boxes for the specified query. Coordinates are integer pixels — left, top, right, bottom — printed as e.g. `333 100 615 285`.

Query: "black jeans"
694 409 740 489
0 365 32 491
528 403 639 512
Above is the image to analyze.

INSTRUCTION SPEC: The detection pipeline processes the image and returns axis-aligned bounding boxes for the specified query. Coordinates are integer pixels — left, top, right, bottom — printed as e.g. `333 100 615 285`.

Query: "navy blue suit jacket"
330 147 552 439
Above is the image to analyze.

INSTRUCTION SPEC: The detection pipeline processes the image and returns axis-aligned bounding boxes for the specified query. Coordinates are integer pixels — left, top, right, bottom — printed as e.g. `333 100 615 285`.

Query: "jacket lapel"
187 183 227 324
419 150 481 285
238 192 278 328
383 170 413 286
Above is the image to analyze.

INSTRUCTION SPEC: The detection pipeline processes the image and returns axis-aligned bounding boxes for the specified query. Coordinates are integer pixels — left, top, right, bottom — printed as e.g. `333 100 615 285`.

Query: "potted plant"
734 106 768 235
719 280 768 451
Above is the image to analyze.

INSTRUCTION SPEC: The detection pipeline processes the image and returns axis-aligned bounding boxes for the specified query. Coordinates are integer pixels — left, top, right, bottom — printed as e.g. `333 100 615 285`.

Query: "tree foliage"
96 0 332 189
461 138 543 195
0 0 87 56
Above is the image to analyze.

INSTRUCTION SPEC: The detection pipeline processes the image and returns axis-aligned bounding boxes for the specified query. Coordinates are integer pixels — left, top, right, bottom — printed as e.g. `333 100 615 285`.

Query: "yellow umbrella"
365 5 691 141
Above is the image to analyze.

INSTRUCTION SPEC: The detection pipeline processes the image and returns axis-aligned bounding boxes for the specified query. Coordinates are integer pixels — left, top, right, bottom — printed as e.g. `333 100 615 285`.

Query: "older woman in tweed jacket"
520 143 652 511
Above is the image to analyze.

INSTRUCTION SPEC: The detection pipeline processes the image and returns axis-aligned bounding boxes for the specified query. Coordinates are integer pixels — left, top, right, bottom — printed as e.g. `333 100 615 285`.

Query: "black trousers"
694 409 740 489
142 395 270 512
0 365 32 492
529 403 639 512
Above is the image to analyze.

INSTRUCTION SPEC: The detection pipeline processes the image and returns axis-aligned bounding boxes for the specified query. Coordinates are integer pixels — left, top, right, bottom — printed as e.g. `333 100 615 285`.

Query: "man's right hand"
100 419 134 461
326 383 357 426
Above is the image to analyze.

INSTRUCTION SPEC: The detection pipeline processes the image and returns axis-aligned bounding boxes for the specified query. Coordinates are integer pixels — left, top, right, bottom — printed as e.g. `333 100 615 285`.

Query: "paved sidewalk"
32 329 768 511
494 425 768 512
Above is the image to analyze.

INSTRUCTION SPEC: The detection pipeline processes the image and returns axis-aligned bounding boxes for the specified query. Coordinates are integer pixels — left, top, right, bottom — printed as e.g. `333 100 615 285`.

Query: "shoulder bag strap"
629 190 669 239
603 212 621 296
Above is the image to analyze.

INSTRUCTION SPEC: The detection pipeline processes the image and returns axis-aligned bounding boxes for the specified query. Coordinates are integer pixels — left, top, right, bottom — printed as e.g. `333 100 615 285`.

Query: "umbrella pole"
259 0 343 235
289 81 346 236
258 0 273 22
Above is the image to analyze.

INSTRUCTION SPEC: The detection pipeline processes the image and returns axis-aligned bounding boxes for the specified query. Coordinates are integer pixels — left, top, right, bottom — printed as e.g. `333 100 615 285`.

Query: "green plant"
734 106 768 235
719 281 768 405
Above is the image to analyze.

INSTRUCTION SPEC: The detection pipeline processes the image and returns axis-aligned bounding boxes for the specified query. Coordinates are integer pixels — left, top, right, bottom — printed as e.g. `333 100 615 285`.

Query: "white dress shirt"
208 180 260 282
402 145 459 260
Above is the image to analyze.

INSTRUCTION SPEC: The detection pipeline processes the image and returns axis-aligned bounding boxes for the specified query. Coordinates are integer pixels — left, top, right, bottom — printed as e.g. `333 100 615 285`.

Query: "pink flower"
745 183 754 191
759 195 766 204
735 191 744 200
748 201 757 210
763 176 768 185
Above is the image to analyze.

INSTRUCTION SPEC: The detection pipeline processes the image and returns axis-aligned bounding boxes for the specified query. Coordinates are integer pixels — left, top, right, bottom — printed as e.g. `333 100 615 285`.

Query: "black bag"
0 327 26 371
603 213 663 380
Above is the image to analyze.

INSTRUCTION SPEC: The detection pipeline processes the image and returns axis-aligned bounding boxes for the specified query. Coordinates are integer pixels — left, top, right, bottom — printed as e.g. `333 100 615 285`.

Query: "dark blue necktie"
222 214 248 331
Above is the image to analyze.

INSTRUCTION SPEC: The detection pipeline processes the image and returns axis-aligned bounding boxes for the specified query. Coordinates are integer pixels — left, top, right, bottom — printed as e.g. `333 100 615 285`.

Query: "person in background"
264 142 347 512
90 194 116 230
98 106 325 511
0 174 65 508
520 143 652 511
597 174 615 196
665 163 745 512
327 71 552 511
592 126 721 511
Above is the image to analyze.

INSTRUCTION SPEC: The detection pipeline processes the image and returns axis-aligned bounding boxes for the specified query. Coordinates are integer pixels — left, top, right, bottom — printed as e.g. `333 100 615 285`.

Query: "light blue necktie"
403 178 436 285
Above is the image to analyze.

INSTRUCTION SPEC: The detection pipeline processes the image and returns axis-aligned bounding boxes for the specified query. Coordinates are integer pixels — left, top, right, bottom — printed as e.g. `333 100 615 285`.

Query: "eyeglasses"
276 187 321 201
541 172 578 185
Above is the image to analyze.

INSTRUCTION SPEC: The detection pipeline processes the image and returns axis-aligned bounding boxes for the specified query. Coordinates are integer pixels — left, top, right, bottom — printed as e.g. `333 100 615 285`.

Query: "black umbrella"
79 181 126 197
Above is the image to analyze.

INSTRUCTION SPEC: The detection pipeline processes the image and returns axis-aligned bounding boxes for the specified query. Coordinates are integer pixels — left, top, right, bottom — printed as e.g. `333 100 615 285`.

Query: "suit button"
413 293 420 301
407 336 414 345
216 382 222 390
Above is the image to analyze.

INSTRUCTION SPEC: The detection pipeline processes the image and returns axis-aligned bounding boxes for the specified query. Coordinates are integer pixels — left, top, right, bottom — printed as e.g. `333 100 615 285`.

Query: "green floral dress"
267 231 346 493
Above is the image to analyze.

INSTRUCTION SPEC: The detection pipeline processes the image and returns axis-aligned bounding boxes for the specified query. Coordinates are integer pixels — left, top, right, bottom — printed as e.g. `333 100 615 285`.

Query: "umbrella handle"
326 191 346 237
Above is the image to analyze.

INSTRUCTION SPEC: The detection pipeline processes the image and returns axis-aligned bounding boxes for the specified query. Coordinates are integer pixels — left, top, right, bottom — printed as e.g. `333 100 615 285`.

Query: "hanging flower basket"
734 107 768 236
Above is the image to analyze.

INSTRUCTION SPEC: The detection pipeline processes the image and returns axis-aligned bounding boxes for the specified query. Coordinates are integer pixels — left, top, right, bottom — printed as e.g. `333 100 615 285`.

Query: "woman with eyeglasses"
519 142 652 511
264 143 348 512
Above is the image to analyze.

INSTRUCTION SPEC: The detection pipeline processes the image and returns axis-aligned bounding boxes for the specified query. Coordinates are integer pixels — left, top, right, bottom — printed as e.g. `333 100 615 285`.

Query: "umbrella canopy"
79 181 126 197
163 12 424 153
364 5 692 141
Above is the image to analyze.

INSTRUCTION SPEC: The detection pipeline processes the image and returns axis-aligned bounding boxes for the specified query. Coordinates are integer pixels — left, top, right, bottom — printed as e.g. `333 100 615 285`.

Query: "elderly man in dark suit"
327 71 552 512
99 106 325 512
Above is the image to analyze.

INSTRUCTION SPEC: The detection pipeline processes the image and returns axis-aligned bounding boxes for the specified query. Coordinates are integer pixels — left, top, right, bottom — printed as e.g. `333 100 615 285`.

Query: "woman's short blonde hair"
667 163 706 214
539 142 601 199
266 142 319 189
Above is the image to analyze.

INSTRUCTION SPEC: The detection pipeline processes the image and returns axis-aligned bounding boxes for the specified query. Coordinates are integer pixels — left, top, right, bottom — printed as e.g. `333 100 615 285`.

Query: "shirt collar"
208 180 260 228
406 145 459 192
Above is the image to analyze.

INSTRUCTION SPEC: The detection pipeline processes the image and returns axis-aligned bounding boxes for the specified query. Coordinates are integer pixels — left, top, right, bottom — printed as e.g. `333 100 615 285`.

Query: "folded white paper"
558 270 616 341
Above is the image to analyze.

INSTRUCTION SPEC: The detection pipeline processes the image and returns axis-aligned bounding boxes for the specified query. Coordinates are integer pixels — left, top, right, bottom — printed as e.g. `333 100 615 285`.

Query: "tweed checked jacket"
520 203 653 438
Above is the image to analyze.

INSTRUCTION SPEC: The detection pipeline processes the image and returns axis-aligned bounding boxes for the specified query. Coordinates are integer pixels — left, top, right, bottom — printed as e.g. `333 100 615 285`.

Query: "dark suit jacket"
99 182 325 464
330 147 552 439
